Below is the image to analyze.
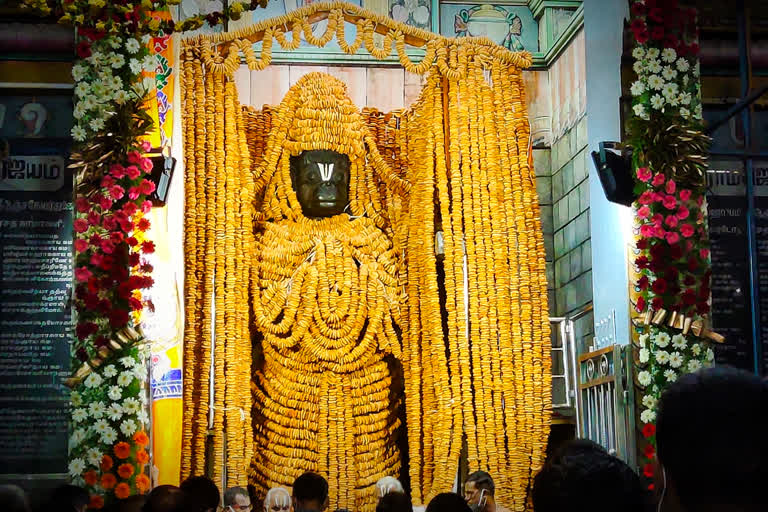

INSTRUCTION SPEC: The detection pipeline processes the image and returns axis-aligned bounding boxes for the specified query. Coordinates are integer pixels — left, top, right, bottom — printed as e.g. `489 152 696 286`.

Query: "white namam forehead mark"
317 162 334 182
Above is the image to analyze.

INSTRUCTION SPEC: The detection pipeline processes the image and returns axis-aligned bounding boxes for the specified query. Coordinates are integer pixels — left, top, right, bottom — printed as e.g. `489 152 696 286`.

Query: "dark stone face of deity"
290 150 351 218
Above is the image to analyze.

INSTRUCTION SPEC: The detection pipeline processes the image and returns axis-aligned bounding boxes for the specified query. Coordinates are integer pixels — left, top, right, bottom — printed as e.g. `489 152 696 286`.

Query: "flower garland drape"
626 0 717 491
16 0 267 507
181 3 550 510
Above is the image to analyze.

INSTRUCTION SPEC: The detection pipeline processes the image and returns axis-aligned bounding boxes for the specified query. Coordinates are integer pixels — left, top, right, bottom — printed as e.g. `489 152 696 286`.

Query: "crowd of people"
1 366 764 512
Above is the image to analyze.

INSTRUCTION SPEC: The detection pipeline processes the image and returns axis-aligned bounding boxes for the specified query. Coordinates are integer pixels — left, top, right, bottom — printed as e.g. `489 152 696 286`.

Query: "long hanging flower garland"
626 0 719 492
15 0 267 508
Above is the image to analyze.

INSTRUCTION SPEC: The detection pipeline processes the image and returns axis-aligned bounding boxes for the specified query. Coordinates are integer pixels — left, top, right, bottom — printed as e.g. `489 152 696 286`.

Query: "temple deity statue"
248 73 409 512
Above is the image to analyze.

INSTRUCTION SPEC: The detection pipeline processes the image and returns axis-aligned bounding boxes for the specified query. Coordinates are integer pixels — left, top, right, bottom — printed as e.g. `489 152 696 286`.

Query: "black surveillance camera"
591 141 638 207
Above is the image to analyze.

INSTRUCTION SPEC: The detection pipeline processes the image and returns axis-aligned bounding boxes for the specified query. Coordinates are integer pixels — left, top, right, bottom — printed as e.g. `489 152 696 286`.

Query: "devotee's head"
142 485 190 512
264 487 291 512
47 484 89 512
110 495 147 512
656 366 766 512
375 477 404 499
0 485 30 512
224 487 252 512
426 493 471 512
292 473 329 512
375 492 412 512
180 476 221 512
532 438 646 512
464 471 496 510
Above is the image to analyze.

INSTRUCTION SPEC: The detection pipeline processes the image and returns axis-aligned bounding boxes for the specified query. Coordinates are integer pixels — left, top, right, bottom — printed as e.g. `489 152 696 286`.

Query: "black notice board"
707 195 755 372
0 138 73 475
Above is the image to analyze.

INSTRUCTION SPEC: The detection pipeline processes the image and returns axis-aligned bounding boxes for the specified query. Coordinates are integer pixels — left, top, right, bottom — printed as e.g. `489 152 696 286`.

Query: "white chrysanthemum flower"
664 369 677 382
89 117 105 131
103 365 118 378
84 372 103 389
651 94 665 110
647 59 663 74
88 401 106 419
143 55 156 72
72 63 88 81
123 397 141 414
72 408 88 423
632 47 646 60
682 74 689 86
671 335 687 350
694 104 703 119
655 350 670 365
662 82 679 98
669 352 683 368
120 419 138 436
68 458 86 477
638 371 652 386
89 51 105 65
90 80 107 97
71 125 87 141
662 66 677 80
691 344 702 356
118 371 134 387
654 332 671 348
633 103 649 120
69 428 86 449
87 447 102 466
93 418 110 435
639 348 650 363
71 391 83 407
630 80 646 96
129 58 143 74
126 38 141 54
680 107 691 118
640 408 656 423
80 96 96 110
141 76 155 91
647 75 664 90
108 385 123 401
107 403 123 421
642 394 657 409
667 95 680 107
73 104 86 120
676 57 690 72
114 89 131 105
110 54 125 69
74 82 89 97
137 409 149 425
633 60 645 75
108 37 122 49
688 359 702 372
120 356 136 369
101 427 117 445
679 92 692 105
661 48 677 63
647 48 660 59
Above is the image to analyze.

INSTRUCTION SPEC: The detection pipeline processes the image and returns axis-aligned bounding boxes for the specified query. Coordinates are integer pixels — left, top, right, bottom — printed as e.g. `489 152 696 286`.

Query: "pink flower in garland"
128 187 141 200
140 141 151 152
665 231 680 244
127 151 142 165
652 174 666 187
700 248 710 259
87 211 101 227
98 196 114 210
141 200 152 213
126 165 141 180
101 175 115 188
139 179 156 195
637 167 652 182
111 164 126 179
110 185 125 200
90 252 103 266
680 189 692 201
664 215 679 228
101 239 116 254
75 266 93 282
74 239 89 253
640 224 654 237
638 191 655 205
75 197 90 213
665 180 677 194
140 157 153 172
680 224 695 237
74 218 89 233
676 206 689 220
123 202 138 217
654 226 667 238
651 213 663 227
102 215 117 231
662 195 678 210
637 206 651 219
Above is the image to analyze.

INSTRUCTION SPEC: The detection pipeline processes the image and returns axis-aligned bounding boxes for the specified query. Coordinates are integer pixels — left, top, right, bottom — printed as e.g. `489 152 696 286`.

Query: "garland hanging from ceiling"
180 3 550 511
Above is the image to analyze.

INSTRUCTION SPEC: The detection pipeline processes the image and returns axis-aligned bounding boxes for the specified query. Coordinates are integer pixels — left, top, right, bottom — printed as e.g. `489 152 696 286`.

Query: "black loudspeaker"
591 141 637 207
145 149 176 207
